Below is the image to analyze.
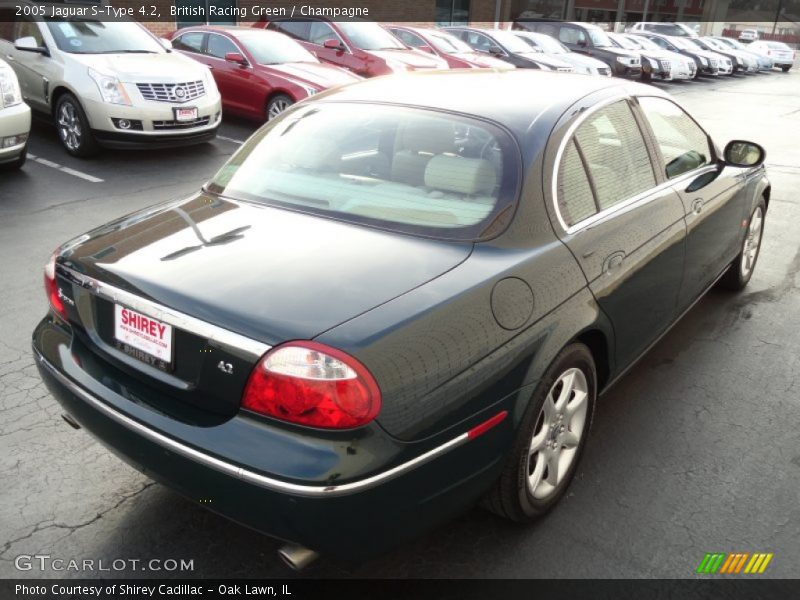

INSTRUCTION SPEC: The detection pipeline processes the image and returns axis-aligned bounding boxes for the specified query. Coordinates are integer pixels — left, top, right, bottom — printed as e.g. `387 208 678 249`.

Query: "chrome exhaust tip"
61 414 81 430
278 544 319 571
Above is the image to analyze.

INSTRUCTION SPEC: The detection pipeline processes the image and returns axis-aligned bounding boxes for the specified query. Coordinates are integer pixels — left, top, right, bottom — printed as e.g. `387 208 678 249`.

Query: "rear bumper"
32 317 510 559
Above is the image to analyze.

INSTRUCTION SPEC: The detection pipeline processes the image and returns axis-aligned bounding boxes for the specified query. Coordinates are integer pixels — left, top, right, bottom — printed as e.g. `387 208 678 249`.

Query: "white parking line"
217 135 245 145
27 153 104 183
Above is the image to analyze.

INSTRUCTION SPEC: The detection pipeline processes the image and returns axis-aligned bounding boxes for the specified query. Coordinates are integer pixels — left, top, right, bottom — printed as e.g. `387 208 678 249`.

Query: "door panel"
636 95 745 308
8 19 53 111
550 97 687 370
204 33 256 116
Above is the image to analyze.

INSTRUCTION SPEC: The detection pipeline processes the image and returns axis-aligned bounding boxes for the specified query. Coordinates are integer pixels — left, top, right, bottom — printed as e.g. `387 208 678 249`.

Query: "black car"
34 70 769 568
514 20 642 77
442 26 574 71
632 32 723 77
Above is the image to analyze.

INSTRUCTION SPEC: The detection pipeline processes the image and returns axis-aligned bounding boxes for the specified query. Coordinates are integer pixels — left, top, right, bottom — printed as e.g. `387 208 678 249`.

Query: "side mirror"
724 140 765 167
577 39 588 47
14 36 48 55
160 38 173 50
225 52 248 66
487 44 504 56
323 38 344 51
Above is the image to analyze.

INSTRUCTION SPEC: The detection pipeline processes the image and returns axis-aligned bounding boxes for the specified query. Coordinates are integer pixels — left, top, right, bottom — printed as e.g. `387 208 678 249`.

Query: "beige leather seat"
391 120 455 187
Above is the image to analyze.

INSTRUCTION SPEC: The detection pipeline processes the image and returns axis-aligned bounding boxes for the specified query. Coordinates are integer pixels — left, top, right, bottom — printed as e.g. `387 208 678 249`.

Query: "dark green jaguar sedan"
33 70 769 568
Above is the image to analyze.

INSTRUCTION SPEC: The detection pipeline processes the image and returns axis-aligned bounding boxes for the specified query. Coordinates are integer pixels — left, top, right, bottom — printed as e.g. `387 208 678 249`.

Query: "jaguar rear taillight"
44 251 66 318
242 341 381 429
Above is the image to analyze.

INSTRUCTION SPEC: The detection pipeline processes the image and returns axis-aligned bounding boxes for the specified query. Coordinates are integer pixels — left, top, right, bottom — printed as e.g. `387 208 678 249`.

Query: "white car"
626 22 698 38
0 17 222 157
738 29 760 43
747 41 795 72
0 57 30 169
514 31 612 76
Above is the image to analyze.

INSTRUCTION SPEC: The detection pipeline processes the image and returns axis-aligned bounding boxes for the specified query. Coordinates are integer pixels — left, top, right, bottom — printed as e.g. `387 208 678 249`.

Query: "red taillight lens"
242 341 381 429
44 251 66 318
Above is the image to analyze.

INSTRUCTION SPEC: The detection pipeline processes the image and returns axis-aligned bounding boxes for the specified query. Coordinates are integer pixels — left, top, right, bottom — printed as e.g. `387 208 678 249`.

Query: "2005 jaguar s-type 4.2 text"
33 70 769 568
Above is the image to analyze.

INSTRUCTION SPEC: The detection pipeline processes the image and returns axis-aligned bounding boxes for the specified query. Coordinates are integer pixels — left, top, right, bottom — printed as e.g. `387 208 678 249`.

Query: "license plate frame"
173 106 198 122
113 304 174 372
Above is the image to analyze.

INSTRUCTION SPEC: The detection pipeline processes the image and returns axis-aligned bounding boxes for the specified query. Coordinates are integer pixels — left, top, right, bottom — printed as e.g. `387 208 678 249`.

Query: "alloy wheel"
58 103 82 151
527 367 589 500
740 206 764 278
268 98 291 120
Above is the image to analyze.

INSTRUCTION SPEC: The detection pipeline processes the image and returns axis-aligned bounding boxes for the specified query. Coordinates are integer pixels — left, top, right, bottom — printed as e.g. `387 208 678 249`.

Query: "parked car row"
0 10 794 162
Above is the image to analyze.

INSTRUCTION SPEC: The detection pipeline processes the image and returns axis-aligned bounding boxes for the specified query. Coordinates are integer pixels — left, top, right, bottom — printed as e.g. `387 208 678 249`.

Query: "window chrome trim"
57 265 271 360
35 349 469 497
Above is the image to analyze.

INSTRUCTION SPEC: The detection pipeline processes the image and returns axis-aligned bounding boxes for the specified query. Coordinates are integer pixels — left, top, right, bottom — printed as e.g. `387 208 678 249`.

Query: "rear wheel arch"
574 328 611 392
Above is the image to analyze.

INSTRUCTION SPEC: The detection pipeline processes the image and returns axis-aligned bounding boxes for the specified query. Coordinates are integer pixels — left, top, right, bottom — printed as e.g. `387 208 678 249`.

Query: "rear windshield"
207 104 519 241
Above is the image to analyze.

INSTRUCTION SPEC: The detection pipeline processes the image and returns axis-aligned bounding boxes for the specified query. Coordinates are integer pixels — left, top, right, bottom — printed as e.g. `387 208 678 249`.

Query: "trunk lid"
58 193 472 418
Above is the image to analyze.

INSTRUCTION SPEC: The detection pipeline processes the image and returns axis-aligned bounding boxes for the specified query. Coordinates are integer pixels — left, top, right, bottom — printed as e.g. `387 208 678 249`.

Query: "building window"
175 0 237 30
435 0 471 26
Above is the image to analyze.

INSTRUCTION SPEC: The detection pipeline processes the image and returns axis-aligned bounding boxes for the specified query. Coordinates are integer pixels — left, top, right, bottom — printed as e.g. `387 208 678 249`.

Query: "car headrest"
424 155 497 195
395 120 454 155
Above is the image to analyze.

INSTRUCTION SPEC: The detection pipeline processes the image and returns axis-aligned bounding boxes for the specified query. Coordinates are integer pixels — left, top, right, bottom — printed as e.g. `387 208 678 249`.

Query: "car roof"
314 69 654 136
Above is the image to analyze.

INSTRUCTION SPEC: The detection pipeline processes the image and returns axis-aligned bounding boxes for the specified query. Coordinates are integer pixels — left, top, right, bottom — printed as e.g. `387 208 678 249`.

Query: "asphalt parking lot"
2 67 799 579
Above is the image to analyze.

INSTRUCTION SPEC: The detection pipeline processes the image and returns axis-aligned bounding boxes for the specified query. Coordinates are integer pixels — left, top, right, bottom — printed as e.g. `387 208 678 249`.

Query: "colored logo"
696 552 773 574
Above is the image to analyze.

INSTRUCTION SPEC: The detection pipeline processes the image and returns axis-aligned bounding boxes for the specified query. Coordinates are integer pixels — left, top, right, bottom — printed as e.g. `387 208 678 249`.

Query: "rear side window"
557 141 597 227
173 32 204 53
638 96 712 179
208 104 519 241
573 101 656 211
556 100 656 227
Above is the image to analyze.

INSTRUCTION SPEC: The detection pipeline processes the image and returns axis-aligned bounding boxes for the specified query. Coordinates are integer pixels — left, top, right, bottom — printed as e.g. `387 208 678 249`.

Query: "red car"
254 19 448 77
386 25 515 70
169 26 361 121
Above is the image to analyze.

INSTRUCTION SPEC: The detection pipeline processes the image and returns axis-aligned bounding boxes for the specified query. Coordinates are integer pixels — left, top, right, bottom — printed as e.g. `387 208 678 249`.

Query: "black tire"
781 65 791 72
718 200 766 291
55 93 98 158
1 146 26 170
266 94 294 121
483 343 597 522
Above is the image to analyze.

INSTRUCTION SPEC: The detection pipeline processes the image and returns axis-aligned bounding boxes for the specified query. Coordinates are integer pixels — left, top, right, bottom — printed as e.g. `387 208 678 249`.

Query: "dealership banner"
1 0 800 24
3 579 800 599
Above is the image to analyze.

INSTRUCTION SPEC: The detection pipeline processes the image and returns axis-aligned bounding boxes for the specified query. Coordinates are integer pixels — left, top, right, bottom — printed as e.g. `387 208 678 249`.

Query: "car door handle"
602 251 626 274
691 198 704 214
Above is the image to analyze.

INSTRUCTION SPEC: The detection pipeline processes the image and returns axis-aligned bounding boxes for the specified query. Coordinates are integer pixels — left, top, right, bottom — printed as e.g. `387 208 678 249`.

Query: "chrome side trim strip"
35 350 469 497
58 265 271 360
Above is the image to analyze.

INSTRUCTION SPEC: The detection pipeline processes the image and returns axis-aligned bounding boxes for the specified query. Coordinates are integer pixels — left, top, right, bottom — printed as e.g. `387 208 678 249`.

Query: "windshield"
585 28 612 47
338 22 405 50
491 30 535 53
668 36 695 50
207 104 517 241
527 33 568 53
428 31 473 54
678 38 704 51
238 32 318 64
44 19 163 54
721 38 745 50
702 38 725 51
632 36 660 50
610 34 639 50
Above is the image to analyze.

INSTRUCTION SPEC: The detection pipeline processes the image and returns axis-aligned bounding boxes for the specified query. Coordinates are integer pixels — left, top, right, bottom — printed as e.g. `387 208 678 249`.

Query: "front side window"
268 21 309 41
207 104 518 241
14 20 44 46
206 33 238 59
559 26 586 46
638 96 712 179
308 22 344 47
570 100 656 212
338 22 405 50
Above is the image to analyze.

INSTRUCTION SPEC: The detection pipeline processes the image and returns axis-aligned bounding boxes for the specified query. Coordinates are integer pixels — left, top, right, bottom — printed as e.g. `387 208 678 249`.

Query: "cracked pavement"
1 69 799 579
